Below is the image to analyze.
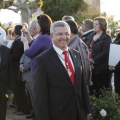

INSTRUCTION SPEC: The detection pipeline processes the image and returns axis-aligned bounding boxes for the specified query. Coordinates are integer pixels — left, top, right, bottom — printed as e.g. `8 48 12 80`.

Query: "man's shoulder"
36 47 52 60
1 45 10 54
1 44 9 50
70 48 80 55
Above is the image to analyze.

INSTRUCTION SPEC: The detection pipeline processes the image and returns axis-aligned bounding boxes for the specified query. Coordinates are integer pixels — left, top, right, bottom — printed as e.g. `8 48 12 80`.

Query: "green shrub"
90 90 120 120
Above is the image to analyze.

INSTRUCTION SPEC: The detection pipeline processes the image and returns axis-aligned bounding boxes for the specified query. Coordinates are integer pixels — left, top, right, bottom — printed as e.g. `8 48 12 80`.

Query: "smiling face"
51 26 71 50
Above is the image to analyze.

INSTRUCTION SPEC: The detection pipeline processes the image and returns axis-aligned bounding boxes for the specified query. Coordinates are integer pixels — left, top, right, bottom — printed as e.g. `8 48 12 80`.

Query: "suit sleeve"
33 56 51 120
8 49 14 92
11 40 24 62
79 53 91 114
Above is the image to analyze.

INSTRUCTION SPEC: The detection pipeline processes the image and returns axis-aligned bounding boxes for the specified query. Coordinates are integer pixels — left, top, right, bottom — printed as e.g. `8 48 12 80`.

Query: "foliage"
42 0 87 21
90 90 120 120
100 12 120 37
73 4 100 25
0 0 14 9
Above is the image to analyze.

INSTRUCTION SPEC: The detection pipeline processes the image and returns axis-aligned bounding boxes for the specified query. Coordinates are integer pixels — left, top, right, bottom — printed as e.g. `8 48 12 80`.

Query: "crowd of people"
0 14 119 120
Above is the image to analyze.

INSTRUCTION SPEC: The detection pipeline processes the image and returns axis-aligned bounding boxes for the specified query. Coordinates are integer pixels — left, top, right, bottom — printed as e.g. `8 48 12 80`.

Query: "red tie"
63 51 74 85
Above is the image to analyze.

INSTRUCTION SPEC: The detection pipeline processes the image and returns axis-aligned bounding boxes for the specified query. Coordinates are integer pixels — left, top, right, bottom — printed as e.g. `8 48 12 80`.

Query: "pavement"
6 107 32 120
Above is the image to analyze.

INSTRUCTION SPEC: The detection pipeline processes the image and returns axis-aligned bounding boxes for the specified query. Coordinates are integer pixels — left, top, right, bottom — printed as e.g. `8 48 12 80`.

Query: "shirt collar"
33 34 39 40
53 44 69 55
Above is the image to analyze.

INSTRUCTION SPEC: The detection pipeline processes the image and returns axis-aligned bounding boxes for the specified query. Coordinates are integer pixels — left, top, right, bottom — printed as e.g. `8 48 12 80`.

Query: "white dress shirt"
53 44 75 71
0 27 6 44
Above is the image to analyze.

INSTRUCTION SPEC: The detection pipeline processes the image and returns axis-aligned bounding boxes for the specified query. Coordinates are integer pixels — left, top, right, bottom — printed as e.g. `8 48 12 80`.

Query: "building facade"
84 0 100 14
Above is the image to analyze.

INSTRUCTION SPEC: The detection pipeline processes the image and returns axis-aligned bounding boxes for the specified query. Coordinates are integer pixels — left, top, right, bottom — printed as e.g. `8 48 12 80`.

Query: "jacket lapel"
48 47 74 86
69 49 79 85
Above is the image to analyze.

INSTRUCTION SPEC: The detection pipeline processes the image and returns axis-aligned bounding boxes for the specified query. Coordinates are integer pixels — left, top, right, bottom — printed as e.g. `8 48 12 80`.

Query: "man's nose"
61 34 67 39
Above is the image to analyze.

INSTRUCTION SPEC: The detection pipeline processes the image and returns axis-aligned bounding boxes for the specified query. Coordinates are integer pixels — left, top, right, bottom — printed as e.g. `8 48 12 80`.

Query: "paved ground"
6 107 32 120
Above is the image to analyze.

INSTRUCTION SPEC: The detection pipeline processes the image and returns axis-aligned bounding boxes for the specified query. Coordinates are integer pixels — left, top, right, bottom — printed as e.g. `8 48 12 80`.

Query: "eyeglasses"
53 33 70 37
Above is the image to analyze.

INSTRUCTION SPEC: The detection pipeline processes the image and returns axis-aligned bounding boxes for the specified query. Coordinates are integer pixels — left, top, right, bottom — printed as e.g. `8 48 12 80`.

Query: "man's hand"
21 36 28 43
89 59 94 65
21 28 29 34
20 64 25 73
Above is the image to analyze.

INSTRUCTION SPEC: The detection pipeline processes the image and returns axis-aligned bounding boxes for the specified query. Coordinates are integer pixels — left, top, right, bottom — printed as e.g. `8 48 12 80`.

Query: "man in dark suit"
82 19 94 46
33 21 91 120
11 25 30 114
0 45 13 120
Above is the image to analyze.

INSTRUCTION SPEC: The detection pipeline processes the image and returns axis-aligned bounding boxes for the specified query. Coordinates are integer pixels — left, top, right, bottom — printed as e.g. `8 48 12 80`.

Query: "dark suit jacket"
89 32 111 74
33 47 91 120
113 33 120 71
83 30 94 46
0 45 13 99
10 36 24 82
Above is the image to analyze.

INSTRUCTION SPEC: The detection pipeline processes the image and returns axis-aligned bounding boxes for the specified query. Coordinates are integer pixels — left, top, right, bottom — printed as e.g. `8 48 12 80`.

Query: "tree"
101 12 120 37
73 4 100 25
0 0 41 23
42 0 87 21
0 0 87 23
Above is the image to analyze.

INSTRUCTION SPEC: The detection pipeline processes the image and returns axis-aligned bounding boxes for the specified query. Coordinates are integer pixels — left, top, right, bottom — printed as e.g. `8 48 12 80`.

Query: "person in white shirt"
0 24 6 44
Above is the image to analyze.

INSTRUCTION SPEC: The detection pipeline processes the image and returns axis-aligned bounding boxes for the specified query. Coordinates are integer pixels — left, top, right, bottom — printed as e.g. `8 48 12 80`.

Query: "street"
6 107 32 120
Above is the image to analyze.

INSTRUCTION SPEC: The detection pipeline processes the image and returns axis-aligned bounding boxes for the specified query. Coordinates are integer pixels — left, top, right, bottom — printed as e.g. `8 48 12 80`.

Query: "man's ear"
50 34 53 40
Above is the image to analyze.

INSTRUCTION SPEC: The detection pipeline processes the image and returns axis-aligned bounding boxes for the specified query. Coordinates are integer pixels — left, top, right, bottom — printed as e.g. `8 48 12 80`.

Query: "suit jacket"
0 45 13 99
33 47 91 120
20 53 33 82
10 36 24 82
68 35 91 83
83 30 94 46
113 33 120 71
88 32 111 74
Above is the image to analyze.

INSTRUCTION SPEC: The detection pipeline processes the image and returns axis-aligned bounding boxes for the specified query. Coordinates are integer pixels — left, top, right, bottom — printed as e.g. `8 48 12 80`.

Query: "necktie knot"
62 51 68 55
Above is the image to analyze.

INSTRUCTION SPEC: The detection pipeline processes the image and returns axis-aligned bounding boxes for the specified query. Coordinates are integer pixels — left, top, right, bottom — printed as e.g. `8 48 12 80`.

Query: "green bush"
90 90 120 120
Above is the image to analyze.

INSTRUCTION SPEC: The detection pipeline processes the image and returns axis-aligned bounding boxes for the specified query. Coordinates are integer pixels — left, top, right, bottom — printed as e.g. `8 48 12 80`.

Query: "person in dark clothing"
10 25 30 114
82 19 94 46
65 20 91 88
109 32 120 95
88 16 112 97
0 45 13 120
33 21 91 120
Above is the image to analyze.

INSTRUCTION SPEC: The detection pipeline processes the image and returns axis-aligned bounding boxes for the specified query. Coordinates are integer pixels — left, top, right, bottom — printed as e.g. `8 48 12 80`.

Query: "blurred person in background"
82 19 94 46
21 19 39 46
21 14 53 72
22 22 28 29
0 22 6 44
62 16 83 39
0 43 13 120
65 20 91 88
4 28 15 48
106 29 112 36
20 19 39 119
6 22 14 40
88 16 112 97
11 25 30 115
62 15 75 21
109 29 120 95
